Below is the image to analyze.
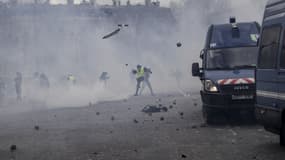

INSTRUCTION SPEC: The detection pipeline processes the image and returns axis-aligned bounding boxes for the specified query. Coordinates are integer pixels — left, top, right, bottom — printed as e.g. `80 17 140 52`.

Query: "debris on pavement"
96 112 100 116
142 105 168 113
181 154 187 158
160 117 165 121
169 105 173 109
34 125 40 131
156 98 162 103
10 145 17 152
229 129 238 136
191 125 198 129
173 100 177 105
176 42 182 47
92 152 99 156
111 116 115 121
133 119 139 124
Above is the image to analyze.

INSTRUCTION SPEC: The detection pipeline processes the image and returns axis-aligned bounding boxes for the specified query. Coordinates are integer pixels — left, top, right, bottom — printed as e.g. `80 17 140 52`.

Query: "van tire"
281 117 285 146
202 105 215 124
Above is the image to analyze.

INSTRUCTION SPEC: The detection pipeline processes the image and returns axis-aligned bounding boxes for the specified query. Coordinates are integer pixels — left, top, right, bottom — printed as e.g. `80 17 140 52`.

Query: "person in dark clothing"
39 73 50 89
99 72 110 87
14 72 22 100
0 78 5 101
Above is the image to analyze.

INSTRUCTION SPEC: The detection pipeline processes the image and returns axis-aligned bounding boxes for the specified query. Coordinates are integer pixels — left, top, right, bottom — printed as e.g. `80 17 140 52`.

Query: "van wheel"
281 121 285 146
202 106 215 124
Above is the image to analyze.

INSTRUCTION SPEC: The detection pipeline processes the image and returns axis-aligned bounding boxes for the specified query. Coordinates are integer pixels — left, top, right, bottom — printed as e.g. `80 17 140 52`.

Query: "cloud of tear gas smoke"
0 0 267 109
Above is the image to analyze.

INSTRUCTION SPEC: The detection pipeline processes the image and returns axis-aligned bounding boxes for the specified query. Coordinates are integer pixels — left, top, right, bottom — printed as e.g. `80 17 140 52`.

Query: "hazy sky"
96 0 173 6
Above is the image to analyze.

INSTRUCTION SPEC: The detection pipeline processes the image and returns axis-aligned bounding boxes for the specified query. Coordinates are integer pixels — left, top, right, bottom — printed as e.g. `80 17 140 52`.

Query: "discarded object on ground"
102 28 121 39
173 100 177 105
133 119 139 124
191 125 198 129
176 42 182 47
142 105 168 113
160 117 165 121
10 145 17 152
181 154 187 158
93 152 99 155
169 105 173 109
96 112 100 116
111 116 115 121
34 126 40 131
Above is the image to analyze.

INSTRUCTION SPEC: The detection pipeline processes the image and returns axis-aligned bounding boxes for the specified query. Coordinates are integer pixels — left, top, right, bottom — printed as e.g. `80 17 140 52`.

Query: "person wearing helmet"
133 65 145 96
14 72 22 101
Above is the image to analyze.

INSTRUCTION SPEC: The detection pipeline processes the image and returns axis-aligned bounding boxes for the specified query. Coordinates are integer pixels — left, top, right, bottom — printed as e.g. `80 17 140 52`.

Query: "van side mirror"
200 49 205 59
192 63 201 77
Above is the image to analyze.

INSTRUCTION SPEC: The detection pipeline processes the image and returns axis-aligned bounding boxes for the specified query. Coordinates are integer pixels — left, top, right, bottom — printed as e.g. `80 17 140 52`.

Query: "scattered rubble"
34 125 40 131
133 119 139 124
191 125 198 129
181 154 187 158
176 42 182 47
142 105 168 113
10 145 17 152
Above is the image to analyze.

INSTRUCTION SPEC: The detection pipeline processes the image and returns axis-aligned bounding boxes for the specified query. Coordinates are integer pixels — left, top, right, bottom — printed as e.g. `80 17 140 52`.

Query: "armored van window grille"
259 26 281 69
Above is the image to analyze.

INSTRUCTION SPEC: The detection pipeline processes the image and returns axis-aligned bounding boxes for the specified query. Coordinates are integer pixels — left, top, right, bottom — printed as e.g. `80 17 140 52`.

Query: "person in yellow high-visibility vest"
133 65 145 96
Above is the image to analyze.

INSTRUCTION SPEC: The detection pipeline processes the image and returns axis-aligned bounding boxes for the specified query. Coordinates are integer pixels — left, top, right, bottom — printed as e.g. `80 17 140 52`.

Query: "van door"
277 25 285 128
256 25 281 128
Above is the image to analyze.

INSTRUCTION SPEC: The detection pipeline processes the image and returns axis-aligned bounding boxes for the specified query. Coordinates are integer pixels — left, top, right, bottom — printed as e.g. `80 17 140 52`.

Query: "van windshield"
206 47 258 70
209 23 259 49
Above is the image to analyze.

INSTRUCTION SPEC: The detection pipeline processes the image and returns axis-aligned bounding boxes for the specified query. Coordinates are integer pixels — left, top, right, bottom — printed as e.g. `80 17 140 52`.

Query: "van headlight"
204 80 218 92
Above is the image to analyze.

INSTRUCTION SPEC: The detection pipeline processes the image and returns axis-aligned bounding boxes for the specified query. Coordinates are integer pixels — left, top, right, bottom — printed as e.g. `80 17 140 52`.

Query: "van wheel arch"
281 110 285 146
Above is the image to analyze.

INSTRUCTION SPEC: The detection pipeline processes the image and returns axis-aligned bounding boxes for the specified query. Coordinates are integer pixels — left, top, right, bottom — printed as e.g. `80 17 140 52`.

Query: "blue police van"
255 0 285 146
192 18 260 124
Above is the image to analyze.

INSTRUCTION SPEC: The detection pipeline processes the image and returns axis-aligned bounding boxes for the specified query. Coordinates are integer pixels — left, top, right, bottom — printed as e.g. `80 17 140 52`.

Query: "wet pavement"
0 93 284 160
